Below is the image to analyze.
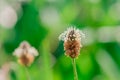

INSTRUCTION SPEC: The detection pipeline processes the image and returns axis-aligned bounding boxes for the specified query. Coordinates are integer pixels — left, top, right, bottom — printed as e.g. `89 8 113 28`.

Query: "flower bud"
59 27 84 58
13 41 39 66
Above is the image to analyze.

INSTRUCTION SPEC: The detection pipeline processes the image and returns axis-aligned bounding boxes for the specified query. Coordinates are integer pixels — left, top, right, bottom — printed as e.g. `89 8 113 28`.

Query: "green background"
0 0 120 80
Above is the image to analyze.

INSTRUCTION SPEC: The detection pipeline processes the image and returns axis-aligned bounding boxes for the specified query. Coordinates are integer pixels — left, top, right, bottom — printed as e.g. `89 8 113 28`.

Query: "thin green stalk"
72 58 78 80
25 67 31 80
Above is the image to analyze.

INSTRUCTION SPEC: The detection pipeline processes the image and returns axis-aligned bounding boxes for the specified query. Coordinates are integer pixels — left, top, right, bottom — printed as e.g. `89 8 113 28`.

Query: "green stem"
72 58 78 80
25 67 31 80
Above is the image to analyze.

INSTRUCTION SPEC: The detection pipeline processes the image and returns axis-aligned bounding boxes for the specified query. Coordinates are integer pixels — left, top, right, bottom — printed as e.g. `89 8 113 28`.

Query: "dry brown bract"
13 41 39 66
59 27 84 58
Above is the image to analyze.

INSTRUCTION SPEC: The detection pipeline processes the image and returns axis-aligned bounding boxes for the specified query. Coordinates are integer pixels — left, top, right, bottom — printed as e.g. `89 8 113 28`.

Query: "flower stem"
25 67 31 80
72 58 78 80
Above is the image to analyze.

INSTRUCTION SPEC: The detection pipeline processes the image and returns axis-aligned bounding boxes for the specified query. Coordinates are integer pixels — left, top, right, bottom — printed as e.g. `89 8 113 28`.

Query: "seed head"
13 41 39 66
59 27 85 58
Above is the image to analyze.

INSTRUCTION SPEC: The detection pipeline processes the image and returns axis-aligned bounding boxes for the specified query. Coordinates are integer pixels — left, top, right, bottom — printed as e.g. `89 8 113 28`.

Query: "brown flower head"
13 41 39 66
59 27 85 58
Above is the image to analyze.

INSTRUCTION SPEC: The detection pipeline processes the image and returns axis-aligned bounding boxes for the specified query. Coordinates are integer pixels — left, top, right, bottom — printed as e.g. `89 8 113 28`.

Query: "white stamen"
59 27 85 43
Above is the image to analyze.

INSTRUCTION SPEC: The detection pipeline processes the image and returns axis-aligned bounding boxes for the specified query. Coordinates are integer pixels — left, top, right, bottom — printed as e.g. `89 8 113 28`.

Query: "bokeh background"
0 0 120 80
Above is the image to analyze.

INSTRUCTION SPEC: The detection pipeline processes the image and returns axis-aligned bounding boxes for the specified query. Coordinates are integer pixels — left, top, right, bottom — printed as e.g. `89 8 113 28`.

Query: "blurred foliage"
3 3 47 54
0 0 120 80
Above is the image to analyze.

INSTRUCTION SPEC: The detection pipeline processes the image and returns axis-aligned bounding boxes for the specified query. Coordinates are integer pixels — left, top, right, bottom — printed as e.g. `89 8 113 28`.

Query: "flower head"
59 27 85 58
13 41 39 66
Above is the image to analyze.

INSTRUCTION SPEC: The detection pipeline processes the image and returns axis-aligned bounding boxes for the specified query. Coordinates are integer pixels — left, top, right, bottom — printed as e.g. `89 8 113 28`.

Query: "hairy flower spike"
59 27 84 58
13 41 39 66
